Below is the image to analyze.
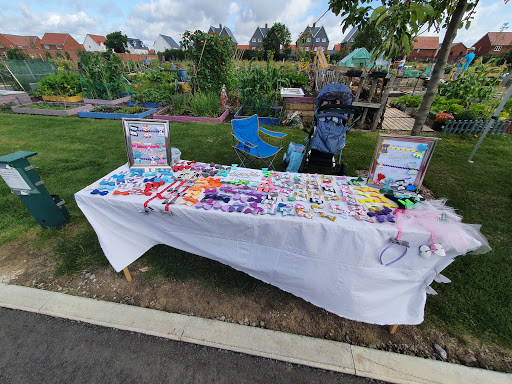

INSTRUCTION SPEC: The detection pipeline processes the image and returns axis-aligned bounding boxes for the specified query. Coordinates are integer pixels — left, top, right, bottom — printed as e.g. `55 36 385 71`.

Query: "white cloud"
125 0 235 47
7 3 98 44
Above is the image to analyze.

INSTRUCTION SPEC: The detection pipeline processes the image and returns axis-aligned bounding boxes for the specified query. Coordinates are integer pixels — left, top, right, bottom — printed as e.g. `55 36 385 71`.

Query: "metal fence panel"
442 119 511 135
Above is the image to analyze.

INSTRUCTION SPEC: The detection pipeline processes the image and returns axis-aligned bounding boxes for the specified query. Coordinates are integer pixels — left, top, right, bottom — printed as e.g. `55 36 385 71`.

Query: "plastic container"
171 147 181 165
177 68 188 82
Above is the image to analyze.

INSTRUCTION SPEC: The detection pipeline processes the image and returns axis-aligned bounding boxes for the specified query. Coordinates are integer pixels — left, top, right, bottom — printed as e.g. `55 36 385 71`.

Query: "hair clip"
91 189 108 196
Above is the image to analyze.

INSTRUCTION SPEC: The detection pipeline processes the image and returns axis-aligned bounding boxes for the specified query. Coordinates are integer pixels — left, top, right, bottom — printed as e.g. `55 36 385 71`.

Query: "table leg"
123 267 132 282
390 324 399 335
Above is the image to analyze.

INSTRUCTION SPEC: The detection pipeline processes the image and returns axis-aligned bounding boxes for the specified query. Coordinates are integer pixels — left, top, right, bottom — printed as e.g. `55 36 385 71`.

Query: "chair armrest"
231 133 256 148
259 127 287 138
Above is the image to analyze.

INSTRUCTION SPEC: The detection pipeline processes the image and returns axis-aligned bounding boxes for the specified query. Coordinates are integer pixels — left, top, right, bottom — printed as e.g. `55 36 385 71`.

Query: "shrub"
77 50 127 100
238 59 290 114
171 93 191 116
188 93 220 118
390 94 422 109
131 85 181 105
37 72 81 97
181 30 236 94
161 48 186 61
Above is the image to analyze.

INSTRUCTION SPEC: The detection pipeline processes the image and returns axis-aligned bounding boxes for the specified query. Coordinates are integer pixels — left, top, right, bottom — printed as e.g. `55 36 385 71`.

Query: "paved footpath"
0 307 380 384
1 284 510 384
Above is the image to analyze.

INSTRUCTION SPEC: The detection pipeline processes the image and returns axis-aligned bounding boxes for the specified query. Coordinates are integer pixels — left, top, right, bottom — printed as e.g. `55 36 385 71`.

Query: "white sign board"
0 168 31 190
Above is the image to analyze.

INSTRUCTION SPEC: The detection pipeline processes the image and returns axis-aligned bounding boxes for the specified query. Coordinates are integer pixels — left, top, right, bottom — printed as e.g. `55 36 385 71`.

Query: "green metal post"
0 151 70 228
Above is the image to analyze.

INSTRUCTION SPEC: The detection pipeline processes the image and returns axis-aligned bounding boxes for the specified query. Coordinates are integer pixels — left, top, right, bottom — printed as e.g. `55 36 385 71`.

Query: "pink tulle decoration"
395 200 490 256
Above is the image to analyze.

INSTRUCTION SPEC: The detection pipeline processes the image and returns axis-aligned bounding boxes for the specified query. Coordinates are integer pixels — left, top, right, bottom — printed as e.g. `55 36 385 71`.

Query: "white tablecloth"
75 164 485 325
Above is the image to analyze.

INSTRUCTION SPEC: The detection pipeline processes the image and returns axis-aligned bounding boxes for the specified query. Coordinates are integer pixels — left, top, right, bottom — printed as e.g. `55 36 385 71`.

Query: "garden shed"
338 48 373 69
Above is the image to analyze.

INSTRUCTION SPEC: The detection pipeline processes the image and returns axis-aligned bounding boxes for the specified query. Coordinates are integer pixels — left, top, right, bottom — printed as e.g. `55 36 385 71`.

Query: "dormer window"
56 45 62 50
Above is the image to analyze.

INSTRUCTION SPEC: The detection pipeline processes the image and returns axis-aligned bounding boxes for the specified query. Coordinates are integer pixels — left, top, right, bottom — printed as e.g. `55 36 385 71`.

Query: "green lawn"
0 113 511 349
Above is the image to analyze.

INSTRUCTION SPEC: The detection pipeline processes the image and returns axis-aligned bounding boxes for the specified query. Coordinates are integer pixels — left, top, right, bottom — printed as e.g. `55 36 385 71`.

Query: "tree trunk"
411 0 469 136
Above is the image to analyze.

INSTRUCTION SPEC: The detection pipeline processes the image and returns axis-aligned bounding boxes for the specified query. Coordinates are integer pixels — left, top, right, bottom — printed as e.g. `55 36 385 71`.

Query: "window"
305 47 310 51
44 45 49 49
56 45 62 50
316 38 320 42
322 38 326 43
18 45 22 48
307 38 311 42
10 45 14 48
252 38 256 42
494 46 502 52
314 47 318 51
0 44 3 49
258 38 261 42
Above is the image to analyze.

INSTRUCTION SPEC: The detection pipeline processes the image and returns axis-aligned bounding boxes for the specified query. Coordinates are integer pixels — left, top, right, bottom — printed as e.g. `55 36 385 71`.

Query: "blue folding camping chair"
231 115 287 170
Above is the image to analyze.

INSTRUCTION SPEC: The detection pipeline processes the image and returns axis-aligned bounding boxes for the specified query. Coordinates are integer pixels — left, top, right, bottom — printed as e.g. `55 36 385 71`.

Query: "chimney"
313 22 316 28
219 24 222 29
265 23 268 28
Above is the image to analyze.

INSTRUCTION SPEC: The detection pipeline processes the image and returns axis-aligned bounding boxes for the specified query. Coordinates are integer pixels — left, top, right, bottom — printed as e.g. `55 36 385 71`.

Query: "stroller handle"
317 103 362 119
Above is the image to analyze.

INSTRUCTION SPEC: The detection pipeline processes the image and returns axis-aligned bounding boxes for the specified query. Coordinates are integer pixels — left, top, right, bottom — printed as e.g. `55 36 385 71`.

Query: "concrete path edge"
0 283 510 384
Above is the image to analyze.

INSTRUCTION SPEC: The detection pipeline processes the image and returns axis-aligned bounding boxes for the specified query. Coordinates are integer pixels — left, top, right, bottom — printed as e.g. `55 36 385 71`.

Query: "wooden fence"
441 119 512 134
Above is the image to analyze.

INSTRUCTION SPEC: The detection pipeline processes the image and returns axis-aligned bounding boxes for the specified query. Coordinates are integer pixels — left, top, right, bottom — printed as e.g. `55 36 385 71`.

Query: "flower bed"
42 95 83 103
83 95 131 105
77 105 157 119
127 101 165 108
153 106 229 123
11 102 93 116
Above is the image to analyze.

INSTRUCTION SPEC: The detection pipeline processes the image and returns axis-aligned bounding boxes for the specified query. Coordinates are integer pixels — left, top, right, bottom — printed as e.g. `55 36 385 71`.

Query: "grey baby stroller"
299 83 361 175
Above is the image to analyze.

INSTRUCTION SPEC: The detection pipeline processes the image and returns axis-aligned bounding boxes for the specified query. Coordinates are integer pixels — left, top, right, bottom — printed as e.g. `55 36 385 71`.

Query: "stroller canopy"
311 83 355 155
316 83 354 110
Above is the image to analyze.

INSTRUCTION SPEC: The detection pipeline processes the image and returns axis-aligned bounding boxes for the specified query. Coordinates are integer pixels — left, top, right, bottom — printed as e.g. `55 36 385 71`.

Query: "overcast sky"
0 0 510 50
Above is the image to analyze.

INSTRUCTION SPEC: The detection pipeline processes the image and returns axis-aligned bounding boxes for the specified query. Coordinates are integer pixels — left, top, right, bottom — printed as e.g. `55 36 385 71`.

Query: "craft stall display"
75 159 489 326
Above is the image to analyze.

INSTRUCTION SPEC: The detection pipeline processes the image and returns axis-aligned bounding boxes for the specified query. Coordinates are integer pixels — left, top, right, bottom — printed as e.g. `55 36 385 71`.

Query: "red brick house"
472 32 512 56
39 33 82 51
408 36 439 60
448 42 468 62
0 34 40 50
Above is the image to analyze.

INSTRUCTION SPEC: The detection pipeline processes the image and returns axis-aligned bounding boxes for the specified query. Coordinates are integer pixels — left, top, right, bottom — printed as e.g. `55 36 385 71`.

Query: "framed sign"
367 134 439 190
122 118 171 168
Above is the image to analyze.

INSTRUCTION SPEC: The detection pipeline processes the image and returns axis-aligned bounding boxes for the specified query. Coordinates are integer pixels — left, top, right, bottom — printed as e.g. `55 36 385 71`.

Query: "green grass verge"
0 113 511 348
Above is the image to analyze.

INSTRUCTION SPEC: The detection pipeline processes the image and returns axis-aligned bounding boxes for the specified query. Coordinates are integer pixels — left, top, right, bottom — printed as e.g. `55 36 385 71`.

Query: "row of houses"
0 33 153 57
153 23 331 54
1 27 511 63
341 27 512 62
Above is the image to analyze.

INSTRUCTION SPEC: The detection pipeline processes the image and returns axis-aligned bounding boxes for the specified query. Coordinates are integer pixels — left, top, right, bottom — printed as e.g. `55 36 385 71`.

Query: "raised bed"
0 90 31 106
283 97 317 123
233 106 281 126
11 102 93 116
83 95 131 105
42 95 83 103
153 106 229 123
127 101 166 108
77 105 157 119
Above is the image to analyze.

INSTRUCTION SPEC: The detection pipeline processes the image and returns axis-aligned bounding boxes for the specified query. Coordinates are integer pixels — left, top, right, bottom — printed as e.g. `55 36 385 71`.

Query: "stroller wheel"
339 162 348 176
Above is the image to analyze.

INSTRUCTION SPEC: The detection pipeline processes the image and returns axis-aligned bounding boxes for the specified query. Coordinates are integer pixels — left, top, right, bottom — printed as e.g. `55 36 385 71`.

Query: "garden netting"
5 60 57 92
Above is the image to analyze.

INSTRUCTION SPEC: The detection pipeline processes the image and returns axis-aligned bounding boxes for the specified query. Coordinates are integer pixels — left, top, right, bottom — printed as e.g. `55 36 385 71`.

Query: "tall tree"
329 0 481 135
353 23 383 53
262 22 292 58
105 31 128 53
6 48 29 60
